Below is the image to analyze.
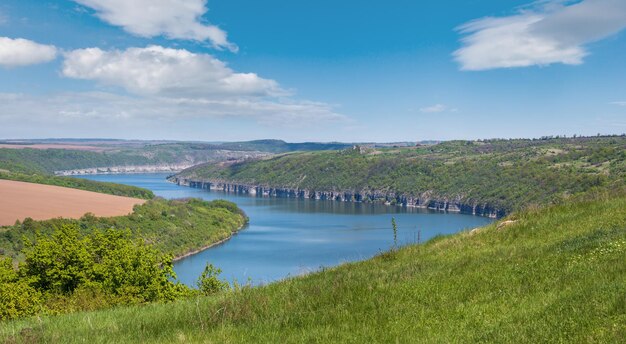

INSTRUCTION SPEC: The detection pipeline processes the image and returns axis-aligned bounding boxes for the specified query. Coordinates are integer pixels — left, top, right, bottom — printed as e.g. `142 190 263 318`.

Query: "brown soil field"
0 144 107 151
0 180 145 226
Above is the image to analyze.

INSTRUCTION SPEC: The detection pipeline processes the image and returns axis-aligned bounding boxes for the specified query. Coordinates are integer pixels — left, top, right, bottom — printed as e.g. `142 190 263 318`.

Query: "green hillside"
178 136 626 215
0 198 247 262
2 190 624 343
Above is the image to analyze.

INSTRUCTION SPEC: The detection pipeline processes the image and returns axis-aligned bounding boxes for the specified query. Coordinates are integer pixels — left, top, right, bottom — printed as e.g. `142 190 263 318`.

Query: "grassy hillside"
179 136 626 214
0 198 247 261
1 190 624 343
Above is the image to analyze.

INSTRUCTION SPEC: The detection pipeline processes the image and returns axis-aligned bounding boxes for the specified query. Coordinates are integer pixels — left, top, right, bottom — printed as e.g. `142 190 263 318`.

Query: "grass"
1 191 625 343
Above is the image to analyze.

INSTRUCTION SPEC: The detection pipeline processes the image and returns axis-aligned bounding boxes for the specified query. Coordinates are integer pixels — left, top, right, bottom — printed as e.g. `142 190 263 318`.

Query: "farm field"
0 179 145 226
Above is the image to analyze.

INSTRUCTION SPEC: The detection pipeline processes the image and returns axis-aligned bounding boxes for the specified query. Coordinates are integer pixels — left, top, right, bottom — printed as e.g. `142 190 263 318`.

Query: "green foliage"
2 190 625 342
0 171 154 199
0 258 43 321
197 263 229 296
0 196 247 321
0 198 247 262
180 136 626 215
0 225 192 321
0 199 247 319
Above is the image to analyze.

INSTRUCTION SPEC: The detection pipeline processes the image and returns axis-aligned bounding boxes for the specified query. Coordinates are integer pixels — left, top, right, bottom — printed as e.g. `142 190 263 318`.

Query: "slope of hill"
175 136 626 216
2 190 624 343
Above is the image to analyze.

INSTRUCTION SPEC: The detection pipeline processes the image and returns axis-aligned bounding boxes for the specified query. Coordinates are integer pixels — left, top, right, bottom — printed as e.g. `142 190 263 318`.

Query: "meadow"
1 190 624 343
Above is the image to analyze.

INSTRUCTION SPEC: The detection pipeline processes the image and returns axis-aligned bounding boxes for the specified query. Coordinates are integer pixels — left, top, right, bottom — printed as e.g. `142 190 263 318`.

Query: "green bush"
1 225 194 319
197 263 229 296
0 258 43 321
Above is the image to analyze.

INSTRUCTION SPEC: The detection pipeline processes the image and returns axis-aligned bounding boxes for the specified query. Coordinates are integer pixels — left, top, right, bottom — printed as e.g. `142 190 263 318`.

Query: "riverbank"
172 225 245 262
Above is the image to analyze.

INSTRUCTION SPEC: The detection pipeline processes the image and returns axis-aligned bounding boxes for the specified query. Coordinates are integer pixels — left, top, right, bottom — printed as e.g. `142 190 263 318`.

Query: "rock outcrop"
169 177 504 218
55 164 194 176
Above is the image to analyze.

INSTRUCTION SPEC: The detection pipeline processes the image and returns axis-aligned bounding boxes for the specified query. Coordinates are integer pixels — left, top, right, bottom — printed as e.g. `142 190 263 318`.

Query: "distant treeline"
0 148 154 174
178 136 626 214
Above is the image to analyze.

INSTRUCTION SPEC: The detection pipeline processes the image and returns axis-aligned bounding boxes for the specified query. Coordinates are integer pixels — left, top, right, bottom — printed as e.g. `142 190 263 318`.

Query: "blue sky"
0 0 625 142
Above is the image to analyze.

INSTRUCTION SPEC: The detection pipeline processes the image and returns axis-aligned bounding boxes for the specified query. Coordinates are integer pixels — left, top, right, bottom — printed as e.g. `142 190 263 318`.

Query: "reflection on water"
79 173 493 286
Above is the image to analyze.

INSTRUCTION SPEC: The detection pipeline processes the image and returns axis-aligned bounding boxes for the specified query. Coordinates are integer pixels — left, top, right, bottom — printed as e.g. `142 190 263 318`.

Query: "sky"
0 0 625 142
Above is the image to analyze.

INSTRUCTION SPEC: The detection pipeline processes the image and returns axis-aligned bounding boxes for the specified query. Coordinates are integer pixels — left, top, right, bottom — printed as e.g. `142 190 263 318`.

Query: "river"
78 173 493 286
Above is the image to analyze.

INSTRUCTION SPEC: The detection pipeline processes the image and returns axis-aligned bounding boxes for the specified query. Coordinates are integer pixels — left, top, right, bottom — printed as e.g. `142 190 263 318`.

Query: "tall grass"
1 192 625 343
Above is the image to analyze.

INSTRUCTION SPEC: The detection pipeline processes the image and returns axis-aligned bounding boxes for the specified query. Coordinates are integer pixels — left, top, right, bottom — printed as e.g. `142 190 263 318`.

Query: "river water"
79 173 493 286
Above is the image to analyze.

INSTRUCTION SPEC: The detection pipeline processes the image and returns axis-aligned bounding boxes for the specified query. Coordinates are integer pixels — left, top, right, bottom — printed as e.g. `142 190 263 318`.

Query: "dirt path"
0 180 145 226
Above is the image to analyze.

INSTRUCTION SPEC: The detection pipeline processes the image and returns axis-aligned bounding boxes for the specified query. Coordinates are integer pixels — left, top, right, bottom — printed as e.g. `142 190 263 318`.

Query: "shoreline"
172 224 245 262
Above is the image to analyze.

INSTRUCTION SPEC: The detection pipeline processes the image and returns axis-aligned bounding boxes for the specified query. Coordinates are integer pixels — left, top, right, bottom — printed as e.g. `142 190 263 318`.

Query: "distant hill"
0 139 354 175
175 136 626 216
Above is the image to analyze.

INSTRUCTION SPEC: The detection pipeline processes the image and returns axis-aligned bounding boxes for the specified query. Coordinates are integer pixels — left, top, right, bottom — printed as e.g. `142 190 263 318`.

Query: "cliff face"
169 177 504 218
55 164 193 176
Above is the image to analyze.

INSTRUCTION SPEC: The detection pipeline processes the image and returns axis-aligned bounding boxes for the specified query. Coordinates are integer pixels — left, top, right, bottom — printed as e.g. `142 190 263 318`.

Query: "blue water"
78 174 493 286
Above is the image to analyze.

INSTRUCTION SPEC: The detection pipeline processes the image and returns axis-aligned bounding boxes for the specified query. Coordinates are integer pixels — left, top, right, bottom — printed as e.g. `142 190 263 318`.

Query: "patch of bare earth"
0 180 145 226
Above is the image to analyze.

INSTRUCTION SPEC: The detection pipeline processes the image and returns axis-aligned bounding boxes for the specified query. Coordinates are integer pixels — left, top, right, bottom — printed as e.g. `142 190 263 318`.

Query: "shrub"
0 258 43 321
197 263 229 296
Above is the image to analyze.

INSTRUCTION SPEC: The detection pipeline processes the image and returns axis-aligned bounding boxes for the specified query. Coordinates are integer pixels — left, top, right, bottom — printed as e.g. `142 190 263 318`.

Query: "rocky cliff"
55 164 194 176
169 177 504 218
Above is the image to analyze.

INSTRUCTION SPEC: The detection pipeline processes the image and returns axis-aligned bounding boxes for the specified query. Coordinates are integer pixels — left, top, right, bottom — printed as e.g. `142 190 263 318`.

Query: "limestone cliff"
169 177 503 218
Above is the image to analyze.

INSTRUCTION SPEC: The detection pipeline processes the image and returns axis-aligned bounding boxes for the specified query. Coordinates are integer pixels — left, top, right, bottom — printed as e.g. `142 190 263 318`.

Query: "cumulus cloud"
419 104 456 113
0 37 57 67
73 0 236 51
62 46 285 97
50 45 347 131
454 0 626 71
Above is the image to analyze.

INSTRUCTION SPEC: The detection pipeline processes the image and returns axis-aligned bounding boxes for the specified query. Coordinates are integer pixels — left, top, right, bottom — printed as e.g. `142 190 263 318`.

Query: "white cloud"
454 0 626 71
0 37 57 67
0 92 345 130
73 0 236 51
419 104 456 113
49 46 347 134
611 101 626 106
62 46 285 97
